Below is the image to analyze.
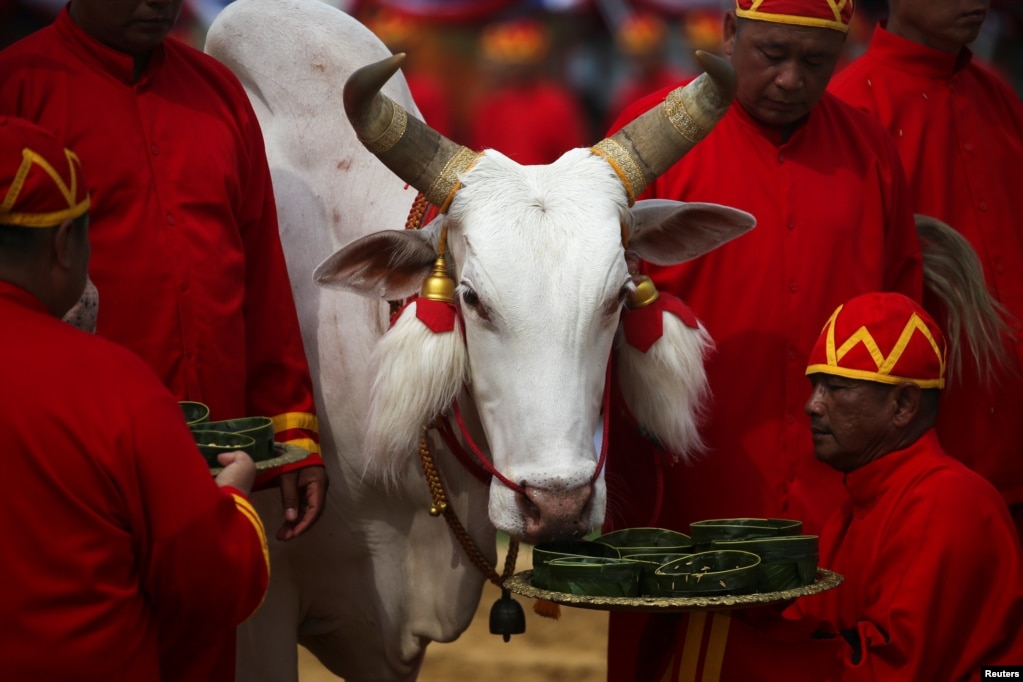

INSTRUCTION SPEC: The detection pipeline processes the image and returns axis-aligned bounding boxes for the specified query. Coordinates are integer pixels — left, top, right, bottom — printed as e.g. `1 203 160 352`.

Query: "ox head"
314 52 754 544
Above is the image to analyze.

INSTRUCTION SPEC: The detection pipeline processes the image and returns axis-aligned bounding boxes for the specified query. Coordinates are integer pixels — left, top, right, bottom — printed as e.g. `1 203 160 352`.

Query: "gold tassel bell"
627 274 660 309
420 225 456 303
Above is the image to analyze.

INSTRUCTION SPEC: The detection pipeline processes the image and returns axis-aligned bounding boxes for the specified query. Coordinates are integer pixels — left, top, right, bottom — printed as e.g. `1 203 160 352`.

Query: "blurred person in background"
829 0 1023 542
605 11 692 127
362 6 456 139
467 16 589 165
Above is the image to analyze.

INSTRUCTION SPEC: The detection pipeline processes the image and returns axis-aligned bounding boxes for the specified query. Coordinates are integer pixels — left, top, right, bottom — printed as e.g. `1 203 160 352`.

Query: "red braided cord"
450 360 613 495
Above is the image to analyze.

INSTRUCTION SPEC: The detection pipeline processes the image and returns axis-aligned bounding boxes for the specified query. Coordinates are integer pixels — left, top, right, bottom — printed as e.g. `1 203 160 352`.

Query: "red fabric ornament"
623 292 699 352
414 297 460 334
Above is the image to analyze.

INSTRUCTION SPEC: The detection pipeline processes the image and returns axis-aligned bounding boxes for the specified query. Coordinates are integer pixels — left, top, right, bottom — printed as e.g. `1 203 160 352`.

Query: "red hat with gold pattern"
365 8 417 50
480 18 550 65
735 0 854 33
0 117 89 228
615 12 668 57
806 292 946 389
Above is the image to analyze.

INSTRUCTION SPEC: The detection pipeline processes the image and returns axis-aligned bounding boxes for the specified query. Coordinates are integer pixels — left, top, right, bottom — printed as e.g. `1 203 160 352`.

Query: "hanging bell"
489 588 526 642
420 251 456 303
626 274 660 309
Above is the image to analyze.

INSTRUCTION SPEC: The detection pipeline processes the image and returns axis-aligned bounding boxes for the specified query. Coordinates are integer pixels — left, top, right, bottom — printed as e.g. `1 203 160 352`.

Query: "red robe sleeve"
794 438 1023 681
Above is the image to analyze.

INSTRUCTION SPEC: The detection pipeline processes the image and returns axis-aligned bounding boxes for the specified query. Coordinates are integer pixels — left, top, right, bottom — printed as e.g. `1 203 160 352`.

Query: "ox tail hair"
362 301 469 487
615 314 713 463
916 214 1016 387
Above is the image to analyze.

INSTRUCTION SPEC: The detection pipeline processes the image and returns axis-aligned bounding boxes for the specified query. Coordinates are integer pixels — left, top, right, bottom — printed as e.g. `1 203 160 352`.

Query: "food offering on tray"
510 520 840 611
178 402 313 475
646 550 761 597
531 540 620 590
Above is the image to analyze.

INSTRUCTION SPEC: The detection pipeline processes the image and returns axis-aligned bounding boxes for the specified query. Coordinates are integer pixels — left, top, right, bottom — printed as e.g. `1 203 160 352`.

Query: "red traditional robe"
791 430 1023 681
468 78 589 165
0 281 269 682
603 84 923 681
829 26 1023 535
0 8 322 489
660 431 1023 682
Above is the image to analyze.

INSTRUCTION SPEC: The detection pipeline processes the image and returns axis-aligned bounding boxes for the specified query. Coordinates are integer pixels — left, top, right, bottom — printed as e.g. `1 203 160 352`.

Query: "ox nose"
518 484 594 544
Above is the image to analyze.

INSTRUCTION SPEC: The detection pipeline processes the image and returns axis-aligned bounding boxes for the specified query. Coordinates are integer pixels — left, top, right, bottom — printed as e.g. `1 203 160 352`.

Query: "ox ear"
313 221 442 300
628 199 755 266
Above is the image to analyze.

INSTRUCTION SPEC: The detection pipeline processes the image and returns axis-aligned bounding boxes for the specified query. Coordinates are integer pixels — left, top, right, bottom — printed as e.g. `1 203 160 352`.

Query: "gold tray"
504 567 843 613
209 442 313 476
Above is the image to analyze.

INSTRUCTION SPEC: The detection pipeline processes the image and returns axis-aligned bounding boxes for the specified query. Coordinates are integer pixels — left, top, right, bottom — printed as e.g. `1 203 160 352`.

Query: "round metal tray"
208 442 312 476
504 567 843 612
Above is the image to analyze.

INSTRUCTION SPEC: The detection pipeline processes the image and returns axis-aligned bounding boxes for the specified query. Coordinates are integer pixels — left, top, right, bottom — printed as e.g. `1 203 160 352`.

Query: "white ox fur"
206 1 753 680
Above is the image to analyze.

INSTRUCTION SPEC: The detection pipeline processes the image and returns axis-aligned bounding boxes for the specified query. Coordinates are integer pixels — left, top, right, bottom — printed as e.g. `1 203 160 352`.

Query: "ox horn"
591 50 736 205
344 53 478 212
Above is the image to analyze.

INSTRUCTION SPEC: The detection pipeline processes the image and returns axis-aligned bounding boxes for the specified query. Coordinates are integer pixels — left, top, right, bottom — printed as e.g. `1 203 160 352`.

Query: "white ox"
205 1 754 680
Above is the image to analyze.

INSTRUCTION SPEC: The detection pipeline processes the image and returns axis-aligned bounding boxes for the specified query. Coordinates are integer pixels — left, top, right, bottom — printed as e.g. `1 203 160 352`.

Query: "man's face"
888 0 989 53
723 14 845 128
69 0 183 57
804 373 896 473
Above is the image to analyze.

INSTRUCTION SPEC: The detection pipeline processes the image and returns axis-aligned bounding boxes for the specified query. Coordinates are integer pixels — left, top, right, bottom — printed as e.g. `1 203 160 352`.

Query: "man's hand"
214 450 257 495
276 465 328 541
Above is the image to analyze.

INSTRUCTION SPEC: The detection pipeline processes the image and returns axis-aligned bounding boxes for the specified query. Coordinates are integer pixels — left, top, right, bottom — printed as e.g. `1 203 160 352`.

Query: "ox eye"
461 288 480 307
459 284 495 324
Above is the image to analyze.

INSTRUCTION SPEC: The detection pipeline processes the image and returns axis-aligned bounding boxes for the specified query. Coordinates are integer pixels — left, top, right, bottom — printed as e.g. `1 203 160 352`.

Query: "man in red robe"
828 0 1023 540
0 1 327 678
467 17 589 165
602 0 923 678
721 292 1023 681
0 116 270 682
605 11 694 128
0 1 326 531
796 291 1023 680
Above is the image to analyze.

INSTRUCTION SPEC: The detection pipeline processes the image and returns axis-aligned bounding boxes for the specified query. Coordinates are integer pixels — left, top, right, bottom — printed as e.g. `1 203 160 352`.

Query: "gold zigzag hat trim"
1 147 90 227
736 0 852 33
805 304 946 388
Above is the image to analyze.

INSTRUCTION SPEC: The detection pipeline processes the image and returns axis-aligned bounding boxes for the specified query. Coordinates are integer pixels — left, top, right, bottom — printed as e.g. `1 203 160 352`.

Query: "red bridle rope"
434 360 613 495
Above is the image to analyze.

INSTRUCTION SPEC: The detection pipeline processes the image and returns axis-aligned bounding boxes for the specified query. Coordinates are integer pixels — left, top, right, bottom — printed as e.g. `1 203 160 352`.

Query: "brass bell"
420 252 456 303
626 274 660 309
489 588 526 642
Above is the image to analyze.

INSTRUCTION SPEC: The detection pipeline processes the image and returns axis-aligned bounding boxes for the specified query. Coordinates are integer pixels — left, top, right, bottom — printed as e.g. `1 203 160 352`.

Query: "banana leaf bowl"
179 401 210 427
711 535 819 593
620 552 695 597
595 527 694 554
649 550 762 597
689 518 803 548
544 556 642 598
531 540 621 590
191 416 275 463
191 430 257 468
